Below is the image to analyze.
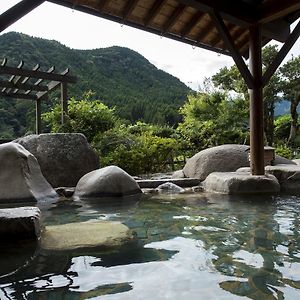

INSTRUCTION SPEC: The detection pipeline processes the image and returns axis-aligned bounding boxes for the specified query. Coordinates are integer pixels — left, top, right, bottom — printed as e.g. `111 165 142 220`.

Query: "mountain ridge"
0 32 190 137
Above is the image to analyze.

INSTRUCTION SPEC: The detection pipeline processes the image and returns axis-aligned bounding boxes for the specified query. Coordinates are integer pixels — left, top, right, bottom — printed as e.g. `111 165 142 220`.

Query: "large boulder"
41 221 133 250
15 133 99 187
74 165 142 198
183 145 250 181
203 172 280 194
183 144 296 181
0 142 57 202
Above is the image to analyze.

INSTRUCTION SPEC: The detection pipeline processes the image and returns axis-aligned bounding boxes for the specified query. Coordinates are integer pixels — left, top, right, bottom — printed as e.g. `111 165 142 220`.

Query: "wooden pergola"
0 58 76 134
0 0 300 175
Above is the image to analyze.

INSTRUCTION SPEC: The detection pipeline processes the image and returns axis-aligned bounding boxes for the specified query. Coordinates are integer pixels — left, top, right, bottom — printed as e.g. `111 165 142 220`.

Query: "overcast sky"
1 1 299 90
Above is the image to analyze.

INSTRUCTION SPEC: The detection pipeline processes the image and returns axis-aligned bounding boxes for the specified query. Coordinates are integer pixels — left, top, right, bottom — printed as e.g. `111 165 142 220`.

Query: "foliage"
275 144 293 160
274 115 291 143
212 45 282 146
42 96 117 142
93 124 179 175
177 92 248 152
280 56 300 145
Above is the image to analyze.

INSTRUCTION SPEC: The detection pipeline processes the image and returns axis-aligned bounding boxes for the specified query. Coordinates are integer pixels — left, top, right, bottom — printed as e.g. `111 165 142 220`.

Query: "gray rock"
136 178 200 188
0 142 57 202
55 187 75 198
156 182 185 194
171 169 186 179
183 144 296 181
274 156 296 165
265 164 300 194
41 220 133 250
74 165 142 198
292 159 300 165
0 207 41 239
183 145 250 180
203 172 280 194
14 133 99 187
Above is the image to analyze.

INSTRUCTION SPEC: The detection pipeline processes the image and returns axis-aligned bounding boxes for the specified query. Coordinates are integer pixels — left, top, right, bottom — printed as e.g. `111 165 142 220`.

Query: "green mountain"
0 32 190 137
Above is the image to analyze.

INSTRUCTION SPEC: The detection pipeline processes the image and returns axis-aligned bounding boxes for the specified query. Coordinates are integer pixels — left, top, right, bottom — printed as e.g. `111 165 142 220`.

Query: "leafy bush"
94 126 179 175
43 97 117 142
275 144 293 159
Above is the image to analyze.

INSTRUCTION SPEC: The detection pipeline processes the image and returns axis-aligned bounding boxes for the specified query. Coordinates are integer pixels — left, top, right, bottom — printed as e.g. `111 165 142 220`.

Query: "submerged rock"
15 133 99 187
156 182 185 194
0 142 57 202
74 165 142 198
41 221 133 250
203 172 280 194
0 207 41 239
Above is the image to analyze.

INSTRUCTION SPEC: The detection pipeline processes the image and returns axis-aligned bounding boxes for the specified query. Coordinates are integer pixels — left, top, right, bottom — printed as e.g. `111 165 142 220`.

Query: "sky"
0 1 299 90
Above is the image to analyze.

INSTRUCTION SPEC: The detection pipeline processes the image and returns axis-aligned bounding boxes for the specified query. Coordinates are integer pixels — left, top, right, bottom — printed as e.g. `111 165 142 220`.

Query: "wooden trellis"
0 58 76 134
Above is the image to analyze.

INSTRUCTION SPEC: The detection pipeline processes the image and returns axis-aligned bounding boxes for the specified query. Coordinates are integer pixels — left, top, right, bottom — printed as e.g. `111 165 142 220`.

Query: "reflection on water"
0 193 300 299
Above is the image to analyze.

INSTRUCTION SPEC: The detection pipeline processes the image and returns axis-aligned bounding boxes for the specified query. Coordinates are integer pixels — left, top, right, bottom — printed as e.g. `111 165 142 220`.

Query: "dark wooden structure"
0 59 76 134
0 0 300 175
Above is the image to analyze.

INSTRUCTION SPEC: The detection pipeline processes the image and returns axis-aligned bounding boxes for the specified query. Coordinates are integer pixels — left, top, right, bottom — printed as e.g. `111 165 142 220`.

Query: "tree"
42 96 117 142
212 45 282 146
280 55 300 146
177 92 248 153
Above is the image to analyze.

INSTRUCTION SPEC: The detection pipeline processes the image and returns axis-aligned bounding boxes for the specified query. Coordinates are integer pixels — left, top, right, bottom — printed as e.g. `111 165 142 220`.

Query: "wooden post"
61 82 68 125
249 25 265 175
35 99 41 134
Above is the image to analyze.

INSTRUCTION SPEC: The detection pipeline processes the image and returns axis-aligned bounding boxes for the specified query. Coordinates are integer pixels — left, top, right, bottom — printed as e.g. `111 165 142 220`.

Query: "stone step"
0 207 41 240
136 178 200 189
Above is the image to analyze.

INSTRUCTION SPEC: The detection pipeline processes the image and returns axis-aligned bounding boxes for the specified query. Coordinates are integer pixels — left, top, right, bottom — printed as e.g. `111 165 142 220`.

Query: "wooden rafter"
162 4 186 32
258 0 300 24
123 0 139 21
210 10 254 89
262 19 300 85
180 11 204 38
144 0 166 26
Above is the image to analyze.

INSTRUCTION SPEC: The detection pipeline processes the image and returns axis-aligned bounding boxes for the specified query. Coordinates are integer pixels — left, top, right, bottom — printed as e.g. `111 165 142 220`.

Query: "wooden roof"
43 0 300 57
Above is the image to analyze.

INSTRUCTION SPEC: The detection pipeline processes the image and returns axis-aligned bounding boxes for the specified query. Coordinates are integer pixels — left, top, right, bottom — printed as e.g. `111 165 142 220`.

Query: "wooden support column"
61 82 68 124
36 99 41 134
249 25 265 175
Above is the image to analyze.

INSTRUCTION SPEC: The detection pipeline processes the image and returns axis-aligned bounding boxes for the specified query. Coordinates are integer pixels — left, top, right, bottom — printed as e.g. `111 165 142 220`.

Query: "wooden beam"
258 0 300 24
195 20 215 43
249 25 265 175
262 19 300 86
0 80 48 92
0 0 45 32
2 61 24 93
144 0 166 26
180 11 204 37
0 66 76 83
210 10 254 89
98 0 109 11
0 91 37 100
36 99 42 134
61 82 68 124
162 4 185 32
177 0 256 26
123 0 139 21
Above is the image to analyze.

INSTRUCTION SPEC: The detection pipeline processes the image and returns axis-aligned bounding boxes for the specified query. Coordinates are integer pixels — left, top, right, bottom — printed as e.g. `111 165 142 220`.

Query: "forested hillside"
0 32 190 137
